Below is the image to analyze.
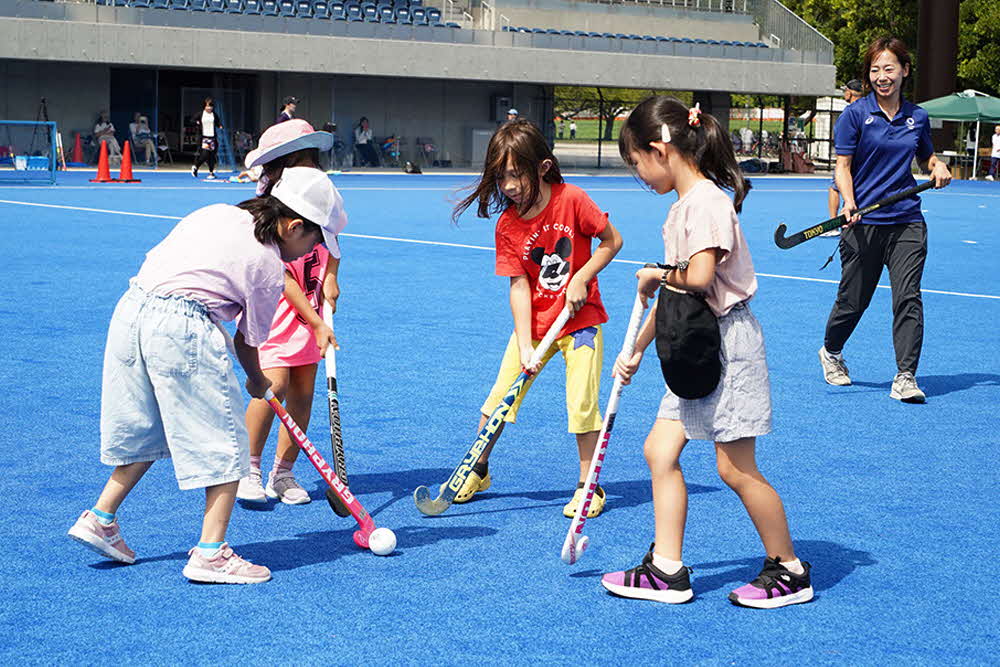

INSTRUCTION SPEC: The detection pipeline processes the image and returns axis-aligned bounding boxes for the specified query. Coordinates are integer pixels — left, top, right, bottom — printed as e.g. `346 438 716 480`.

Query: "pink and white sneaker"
182 543 271 584
67 510 136 564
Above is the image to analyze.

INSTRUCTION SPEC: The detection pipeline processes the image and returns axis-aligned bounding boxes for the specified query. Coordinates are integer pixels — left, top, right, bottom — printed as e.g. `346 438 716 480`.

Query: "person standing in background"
277 97 298 124
192 97 223 179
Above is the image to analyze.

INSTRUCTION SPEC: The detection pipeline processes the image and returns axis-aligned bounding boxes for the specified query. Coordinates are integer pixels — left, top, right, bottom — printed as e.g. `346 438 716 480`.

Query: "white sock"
781 558 805 575
823 347 843 360
652 552 684 576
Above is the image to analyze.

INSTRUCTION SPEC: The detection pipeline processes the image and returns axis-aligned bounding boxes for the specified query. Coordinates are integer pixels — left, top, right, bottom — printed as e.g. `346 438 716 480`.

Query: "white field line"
1 198 997 300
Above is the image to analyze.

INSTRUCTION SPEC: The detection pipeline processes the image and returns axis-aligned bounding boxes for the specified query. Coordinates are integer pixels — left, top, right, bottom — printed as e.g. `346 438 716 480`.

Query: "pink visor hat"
244 119 334 169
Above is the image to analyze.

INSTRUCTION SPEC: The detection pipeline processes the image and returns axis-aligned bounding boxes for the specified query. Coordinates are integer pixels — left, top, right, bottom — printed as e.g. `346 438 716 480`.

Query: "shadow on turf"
433 480 721 518
690 540 877 595
853 372 1000 398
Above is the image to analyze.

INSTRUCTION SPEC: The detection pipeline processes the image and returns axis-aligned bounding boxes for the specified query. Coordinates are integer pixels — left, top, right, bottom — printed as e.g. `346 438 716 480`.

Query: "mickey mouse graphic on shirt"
530 237 572 293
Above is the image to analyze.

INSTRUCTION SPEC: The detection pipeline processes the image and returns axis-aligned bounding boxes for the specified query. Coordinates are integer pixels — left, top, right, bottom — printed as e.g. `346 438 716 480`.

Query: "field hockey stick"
561 291 647 565
413 308 572 516
264 389 377 548
321 306 351 518
774 180 934 249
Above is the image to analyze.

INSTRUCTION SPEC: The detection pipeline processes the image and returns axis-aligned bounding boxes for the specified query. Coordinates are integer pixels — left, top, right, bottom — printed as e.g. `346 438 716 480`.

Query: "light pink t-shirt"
134 203 285 347
258 243 331 369
662 180 757 317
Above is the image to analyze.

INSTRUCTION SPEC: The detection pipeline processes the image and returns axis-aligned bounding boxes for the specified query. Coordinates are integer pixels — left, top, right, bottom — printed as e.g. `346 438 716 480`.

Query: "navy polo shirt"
834 93 934 224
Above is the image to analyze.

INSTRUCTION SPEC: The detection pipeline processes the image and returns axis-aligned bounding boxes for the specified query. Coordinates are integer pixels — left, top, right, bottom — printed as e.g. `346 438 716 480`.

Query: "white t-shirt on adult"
94 121 115 136
661 180 757 318
354 126 373 145
135 204 285 347
991 133 1000 159
201 111 216 138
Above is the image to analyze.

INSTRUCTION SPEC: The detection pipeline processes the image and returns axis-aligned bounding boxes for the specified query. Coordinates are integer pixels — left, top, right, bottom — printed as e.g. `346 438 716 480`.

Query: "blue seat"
408 0 421 6
424 6 439 22
361 2 378 20
152 0 170 8
393 0 407 5
346 3 363 20
694 38 707 44
261 0 279 14
641 35 656 41
207 0 226 11
655 35 670 42
626 34 641 40
545 28 559 35
113 0 128 7
189 0 207 10
394 6 410 22
224 0 243 11
330 1 345 18
573 30 588 37
600 32 614 38
295 0 311 15
313 0 330 17
531 28 545 34
132 0 152 7
169 0 189 8
409 6 426 23
244 0 261 11
444 21 458 27
278 0 296 15
379 5 394 21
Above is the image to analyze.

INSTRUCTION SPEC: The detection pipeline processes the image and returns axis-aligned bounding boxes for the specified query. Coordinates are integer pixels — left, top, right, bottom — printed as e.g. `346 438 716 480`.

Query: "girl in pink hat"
236 121 350 505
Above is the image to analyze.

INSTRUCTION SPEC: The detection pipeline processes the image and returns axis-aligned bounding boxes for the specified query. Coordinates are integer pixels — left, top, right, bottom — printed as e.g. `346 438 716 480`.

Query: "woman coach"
818 36 951 403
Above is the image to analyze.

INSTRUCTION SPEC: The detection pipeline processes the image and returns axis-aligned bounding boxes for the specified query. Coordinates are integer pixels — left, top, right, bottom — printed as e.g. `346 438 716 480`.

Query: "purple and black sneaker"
601 545 693 604
728 557 814 609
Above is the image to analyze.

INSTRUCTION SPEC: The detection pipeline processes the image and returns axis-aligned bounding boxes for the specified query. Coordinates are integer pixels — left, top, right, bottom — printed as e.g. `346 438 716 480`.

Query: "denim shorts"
100 283 250 490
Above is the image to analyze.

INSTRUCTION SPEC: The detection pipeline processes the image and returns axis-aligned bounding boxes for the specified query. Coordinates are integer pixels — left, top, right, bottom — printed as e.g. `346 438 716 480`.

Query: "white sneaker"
987 175 995 181
266 470 311 505
889 372 926 403
236 469 267 502
191 165 198 178
818 346 851 386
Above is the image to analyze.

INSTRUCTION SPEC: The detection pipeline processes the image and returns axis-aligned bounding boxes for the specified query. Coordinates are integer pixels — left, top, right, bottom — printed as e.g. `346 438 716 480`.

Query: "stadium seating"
64 0 775 53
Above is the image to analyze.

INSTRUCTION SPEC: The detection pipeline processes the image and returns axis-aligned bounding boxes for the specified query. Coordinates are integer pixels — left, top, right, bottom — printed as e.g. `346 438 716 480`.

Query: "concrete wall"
0 16 834 94
0 60 110 142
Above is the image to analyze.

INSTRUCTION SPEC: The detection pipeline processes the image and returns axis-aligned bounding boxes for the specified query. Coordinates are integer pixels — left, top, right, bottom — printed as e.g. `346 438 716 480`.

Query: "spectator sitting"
354 116 380 167
94 111 122 159
130 114 156 165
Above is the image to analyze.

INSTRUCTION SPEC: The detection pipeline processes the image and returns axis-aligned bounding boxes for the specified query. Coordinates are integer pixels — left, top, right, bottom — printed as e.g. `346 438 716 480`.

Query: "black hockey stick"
774 181 934 249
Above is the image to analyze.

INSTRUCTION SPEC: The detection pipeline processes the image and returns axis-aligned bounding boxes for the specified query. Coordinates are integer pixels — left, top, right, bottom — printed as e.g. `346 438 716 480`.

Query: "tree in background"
957 0 1000 96
554 87 692 141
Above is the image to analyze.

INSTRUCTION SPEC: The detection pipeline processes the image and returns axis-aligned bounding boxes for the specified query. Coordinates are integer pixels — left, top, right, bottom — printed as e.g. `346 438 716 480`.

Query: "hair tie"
687 103 702 127
660 123 672 143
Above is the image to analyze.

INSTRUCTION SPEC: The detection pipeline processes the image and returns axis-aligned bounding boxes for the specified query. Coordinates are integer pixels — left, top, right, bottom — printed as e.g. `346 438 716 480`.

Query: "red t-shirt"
494 182 609 340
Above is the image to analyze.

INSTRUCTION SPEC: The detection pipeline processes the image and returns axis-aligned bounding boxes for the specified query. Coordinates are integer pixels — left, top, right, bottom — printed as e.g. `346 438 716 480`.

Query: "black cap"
282 96 299 105
845 79 864 93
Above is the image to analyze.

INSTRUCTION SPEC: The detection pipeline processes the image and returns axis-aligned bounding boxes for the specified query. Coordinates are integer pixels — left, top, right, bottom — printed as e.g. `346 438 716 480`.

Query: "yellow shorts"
480 326 603 434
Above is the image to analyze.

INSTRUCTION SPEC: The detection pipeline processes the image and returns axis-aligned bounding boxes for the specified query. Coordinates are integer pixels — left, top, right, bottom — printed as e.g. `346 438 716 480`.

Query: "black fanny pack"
654 276 721 400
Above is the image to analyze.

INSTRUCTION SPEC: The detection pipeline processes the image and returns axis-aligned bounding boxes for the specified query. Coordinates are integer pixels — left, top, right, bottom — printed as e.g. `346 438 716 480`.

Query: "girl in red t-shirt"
452 120 623 517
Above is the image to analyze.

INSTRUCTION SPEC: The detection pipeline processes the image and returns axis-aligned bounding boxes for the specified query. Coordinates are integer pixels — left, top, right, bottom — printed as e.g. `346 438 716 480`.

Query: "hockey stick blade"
774 181 935 249
413 309 572 517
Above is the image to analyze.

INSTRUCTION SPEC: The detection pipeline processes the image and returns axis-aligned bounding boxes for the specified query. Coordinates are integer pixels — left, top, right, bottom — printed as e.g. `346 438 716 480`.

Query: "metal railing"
580 0 748 10
746 0 832 62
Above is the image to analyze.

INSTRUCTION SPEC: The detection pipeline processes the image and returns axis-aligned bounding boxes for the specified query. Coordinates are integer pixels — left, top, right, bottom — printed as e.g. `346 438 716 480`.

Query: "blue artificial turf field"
1 171 997 664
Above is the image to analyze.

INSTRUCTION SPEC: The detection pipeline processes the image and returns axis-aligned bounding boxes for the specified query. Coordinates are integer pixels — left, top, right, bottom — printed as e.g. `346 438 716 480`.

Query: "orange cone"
116 141 141 183
72 133 84 163
90 140 113 182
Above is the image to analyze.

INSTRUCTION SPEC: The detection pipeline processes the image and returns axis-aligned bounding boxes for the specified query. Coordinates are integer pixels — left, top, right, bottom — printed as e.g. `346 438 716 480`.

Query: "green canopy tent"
918 90 1000 178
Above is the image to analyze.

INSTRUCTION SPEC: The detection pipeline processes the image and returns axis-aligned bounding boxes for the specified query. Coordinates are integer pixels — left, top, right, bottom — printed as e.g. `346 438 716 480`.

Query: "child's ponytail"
619 96 751 212
237 195 321 244
695 109 751 213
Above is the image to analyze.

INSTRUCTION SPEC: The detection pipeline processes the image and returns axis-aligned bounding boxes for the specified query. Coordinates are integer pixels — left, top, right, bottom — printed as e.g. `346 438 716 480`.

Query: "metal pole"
597 88 604 170
973 119 981 179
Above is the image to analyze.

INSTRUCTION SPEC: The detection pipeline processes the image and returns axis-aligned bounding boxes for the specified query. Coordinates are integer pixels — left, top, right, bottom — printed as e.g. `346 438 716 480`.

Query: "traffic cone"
90 141 113 182
116 141 141 183
72 133 84 164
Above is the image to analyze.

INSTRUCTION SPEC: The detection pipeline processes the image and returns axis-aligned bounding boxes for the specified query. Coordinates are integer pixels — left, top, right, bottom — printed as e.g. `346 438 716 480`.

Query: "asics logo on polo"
865 117 875 125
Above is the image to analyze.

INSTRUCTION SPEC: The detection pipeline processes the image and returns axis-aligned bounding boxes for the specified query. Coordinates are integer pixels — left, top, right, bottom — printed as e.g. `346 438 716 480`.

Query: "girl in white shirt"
192 98 223 179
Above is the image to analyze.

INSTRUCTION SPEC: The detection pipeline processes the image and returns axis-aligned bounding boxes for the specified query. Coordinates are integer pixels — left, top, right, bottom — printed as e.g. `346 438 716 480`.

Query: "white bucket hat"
269 167 348 258
244 119 334 169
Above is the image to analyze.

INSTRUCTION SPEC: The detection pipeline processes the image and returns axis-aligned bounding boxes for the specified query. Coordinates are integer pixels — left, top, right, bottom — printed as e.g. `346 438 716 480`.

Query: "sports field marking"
1 198 997 300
